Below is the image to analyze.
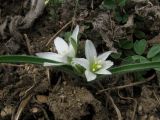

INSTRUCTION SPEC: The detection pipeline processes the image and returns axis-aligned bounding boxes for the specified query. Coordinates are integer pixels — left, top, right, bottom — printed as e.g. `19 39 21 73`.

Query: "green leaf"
115 12 128 23
147 44 160 58
122 14 128 23
103 0 116 9
151 54 160 72
115 12 123 22
0 55 59 64
111 52 122 59
131 55 149 63
119 0 127 7
64 32 72 41
110 61 160 74
69 37 77 53
155 68 160 71
0 55 76 76
122 55 149 64
119 40 133 49
151 53 160 61
134 31 146 39
122 56 134 64
134 39 147 55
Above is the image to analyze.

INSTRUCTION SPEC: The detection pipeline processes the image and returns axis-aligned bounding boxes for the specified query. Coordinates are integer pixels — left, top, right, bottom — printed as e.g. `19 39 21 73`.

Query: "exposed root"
19 0 45 29
0 0 46 41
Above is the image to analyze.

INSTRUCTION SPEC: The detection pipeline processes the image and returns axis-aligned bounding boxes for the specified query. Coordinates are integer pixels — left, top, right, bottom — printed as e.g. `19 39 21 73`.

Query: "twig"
22 75 37 99
132 99 137 120
12 94 33 120
97 81 122 120
91 0 94 9
45 20 72 47
108 95 122 120
46 68 51 86
97 74 155 94
71 0 78 28
24 34 32 55
34 104 50 120
51 77 61 92
118 90 137 120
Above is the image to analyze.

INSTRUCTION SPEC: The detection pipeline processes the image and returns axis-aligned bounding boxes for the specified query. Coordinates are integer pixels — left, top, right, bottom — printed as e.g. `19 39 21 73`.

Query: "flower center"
91 59 102 72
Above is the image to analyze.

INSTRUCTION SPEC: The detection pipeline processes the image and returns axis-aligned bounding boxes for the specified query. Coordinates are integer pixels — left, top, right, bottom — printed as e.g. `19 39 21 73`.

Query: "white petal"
98 51 112 61
73 58 89 69
95 69 112 75
85 40 97 63
36 52 67 63
54 37 69 55
85 70 97 82
71 25 79 43
43 62 64 66
103 60 114 69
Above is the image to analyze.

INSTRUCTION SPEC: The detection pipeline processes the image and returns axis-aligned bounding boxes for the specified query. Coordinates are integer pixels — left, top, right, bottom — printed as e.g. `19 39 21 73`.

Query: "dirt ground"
0 0 160 120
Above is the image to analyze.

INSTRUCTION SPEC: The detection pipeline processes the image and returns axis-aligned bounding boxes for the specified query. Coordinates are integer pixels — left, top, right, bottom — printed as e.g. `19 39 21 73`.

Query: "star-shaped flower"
36 25 79 66
73 40 113 81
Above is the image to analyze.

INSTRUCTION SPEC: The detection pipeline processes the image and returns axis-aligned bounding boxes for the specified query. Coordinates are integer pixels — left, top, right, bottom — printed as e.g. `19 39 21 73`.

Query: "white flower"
36 25 79 66
73 40 113 81
70 25 79 44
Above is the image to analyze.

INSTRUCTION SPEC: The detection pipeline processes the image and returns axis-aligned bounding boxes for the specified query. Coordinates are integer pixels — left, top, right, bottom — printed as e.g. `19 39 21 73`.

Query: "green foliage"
102 0 128 25
1 55 160 75
110 61 160 74
151 53 160 61
111 52 122 59
69 37 77 53
134 30 146 39
133 39 147 55
115 11 128 23
48 0 63 5
131 55 149 63
147 44 160 59
119 40 133 49
118 0 127 7
64 32 72 41
103 0 127 9
47 0 64 20
122 56 134 64
118 39 148 64
103 0 116 9
0 55 58 64
115 37 160 79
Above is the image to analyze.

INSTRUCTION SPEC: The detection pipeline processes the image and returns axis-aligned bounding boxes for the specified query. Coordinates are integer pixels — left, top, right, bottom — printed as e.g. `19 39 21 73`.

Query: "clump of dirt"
92 12 126 52
47 82 108 120
137 86 160 119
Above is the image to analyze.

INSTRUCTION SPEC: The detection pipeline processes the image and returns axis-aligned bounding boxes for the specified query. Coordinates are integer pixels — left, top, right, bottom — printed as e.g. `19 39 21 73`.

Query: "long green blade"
0 55 160 75
0 55 58 65
110 61 160 74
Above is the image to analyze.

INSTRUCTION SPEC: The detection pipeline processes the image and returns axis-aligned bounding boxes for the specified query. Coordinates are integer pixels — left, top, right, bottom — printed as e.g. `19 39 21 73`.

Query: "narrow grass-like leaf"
110 61 160 74
0 55 59 65
1 55 160 79
0 55 79 78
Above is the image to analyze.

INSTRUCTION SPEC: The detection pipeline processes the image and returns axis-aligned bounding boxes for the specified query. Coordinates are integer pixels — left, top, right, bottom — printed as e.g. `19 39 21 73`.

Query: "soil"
0 0 160 120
